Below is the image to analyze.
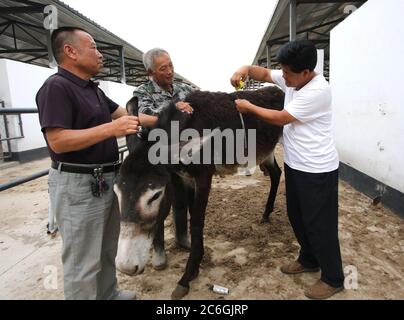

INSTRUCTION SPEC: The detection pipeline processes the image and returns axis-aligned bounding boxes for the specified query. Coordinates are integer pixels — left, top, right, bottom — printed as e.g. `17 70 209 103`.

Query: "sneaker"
111 290 137 300
280 261 320 274
304 280 344 300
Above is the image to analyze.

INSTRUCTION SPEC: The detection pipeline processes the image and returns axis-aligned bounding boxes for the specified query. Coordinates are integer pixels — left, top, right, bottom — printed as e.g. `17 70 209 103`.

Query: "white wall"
0 59 136 156
0 60 12 109
330 0 404 193
0 59 55 154
315 49 324 75
98 80 135 107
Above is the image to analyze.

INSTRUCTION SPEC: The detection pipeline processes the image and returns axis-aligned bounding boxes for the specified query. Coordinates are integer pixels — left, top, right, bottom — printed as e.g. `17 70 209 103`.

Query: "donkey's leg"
152 194 171 270
261 152 282 223
171 172 213 300
152 219 167 270
171 174 191 250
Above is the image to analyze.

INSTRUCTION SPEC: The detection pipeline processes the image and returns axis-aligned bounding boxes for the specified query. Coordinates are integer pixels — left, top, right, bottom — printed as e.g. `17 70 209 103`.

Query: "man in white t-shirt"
230 40 344 300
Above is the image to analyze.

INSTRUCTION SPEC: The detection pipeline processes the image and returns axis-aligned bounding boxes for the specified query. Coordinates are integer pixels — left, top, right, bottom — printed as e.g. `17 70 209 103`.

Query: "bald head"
50 27 103 79
51 26 87 63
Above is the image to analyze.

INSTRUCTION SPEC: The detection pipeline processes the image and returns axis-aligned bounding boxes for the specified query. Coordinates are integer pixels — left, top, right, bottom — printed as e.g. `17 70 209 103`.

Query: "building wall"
330 0 404 195
0 60 12 156
99 80 135 107
0 59 55 156
0 60 12 109
0 59 135 161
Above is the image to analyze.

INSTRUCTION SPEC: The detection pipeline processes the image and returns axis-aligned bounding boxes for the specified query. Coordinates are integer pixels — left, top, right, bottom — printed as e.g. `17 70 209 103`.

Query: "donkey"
115 85 284 299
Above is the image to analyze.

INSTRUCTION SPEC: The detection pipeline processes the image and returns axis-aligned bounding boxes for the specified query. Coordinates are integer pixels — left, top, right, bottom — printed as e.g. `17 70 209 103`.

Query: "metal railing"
0 102 28 160
0 169 49 192
0 107 129 192
0 146 128 192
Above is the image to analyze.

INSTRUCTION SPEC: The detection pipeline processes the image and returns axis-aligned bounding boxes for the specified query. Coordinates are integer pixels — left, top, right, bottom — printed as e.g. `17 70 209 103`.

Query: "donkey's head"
115 142 172 275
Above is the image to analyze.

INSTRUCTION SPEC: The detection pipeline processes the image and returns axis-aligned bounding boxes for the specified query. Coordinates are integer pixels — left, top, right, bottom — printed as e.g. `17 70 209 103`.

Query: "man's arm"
138 113 158 127
138 102 192 128
235 99 296 126
111 106 128 119
133 88 159 128
46 115 139 154
231 65 274 88
135 83 193 128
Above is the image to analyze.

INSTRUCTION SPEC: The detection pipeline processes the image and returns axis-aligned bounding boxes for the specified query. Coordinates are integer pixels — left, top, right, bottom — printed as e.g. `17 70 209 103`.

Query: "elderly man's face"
150 53 174 89
73 30 104 77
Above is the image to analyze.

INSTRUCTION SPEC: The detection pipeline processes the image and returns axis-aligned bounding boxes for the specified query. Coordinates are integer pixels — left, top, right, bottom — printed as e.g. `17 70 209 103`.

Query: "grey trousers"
48 167 120 300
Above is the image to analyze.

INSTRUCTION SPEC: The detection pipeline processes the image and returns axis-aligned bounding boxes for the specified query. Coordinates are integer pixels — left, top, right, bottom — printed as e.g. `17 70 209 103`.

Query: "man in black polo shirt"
36 27 139 300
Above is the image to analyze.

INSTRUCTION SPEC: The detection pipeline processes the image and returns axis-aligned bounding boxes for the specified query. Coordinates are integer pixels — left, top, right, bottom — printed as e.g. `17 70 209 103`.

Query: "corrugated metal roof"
252 0 367 79
0 0 198 88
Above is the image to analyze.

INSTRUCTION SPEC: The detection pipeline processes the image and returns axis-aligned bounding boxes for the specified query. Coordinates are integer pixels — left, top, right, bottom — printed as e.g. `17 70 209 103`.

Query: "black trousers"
284 163 344 288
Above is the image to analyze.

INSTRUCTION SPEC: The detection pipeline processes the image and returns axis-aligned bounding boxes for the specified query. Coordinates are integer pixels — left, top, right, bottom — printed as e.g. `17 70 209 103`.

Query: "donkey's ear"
126 96 139 116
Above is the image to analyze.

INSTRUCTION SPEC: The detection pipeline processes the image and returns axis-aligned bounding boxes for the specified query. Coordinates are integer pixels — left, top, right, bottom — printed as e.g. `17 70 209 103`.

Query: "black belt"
51 161 121 174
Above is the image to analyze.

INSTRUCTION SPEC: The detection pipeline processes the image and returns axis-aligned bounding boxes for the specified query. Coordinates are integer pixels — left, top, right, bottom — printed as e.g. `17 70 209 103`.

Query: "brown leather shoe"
304 280 344 300
280 261 320 274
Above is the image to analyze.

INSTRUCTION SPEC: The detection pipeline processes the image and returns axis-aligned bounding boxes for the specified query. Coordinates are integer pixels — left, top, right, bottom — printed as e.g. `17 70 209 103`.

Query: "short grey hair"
142 48 169 72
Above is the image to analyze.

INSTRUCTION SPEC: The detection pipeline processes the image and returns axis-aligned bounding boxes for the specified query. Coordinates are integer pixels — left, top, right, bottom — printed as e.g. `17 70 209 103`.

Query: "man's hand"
235 99 253 114
138 113 158 128
230 66 250 88
175 101 193 114
111 115 139 137
231 65 273 87
45 116 139 154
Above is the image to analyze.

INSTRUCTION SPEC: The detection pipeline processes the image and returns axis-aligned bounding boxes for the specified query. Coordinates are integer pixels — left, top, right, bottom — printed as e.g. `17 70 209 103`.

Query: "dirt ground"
0 146 403 300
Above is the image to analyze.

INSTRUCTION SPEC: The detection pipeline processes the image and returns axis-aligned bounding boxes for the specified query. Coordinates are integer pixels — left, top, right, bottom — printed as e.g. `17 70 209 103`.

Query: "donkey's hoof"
152 252 167 270
259 164 270 176
171 285 189 300
260 217 270 224
175 238 191 251
153 261 167 270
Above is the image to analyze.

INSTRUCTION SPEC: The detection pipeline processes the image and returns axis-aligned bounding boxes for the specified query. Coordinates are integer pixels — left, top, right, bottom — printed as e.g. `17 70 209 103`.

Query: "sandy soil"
0 147 403 300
